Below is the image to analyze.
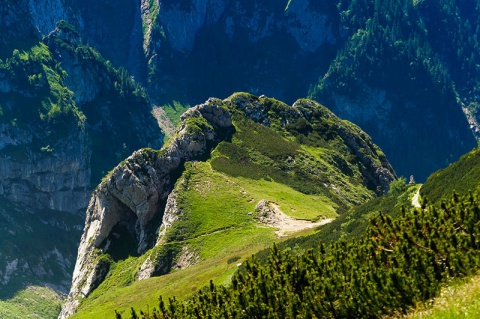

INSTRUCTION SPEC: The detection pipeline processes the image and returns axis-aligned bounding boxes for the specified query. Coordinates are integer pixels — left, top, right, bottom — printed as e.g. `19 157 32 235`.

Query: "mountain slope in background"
0 21 163 302
2 0 478 180
311 0 480 181
60 93 395 318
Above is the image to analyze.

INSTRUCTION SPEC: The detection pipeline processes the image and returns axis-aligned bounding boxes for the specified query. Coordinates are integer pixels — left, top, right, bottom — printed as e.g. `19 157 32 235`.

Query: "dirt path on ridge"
412 186 422 208
267 203 333 237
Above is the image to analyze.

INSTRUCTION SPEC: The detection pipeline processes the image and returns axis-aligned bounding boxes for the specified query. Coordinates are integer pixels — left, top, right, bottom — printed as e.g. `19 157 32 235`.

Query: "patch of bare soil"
253 200 333 237
412 186 422 208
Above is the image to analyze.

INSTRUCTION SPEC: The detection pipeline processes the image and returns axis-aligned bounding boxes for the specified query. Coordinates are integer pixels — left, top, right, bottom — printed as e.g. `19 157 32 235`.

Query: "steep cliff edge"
145 0 340 104
0 22 163 299
0 42 90 214
0 21 163 214
43 21 164 183
60 93 395 318
0 40 89 298
60 98 232 318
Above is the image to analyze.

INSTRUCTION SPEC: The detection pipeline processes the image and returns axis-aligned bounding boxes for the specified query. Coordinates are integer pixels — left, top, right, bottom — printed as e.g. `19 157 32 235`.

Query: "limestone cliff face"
44 22 165 183
0 42 91 213
150 0 336 54
0 124 91 214
0 18 164 295
28 0 79 36
9 0 340 102
284 1 337 52
146 0 340 102
59 98 232 318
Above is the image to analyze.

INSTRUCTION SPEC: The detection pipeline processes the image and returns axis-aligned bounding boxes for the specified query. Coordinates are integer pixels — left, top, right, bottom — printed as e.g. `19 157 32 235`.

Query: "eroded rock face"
28 0 76 36
0 123 91 214
59 98 232 319
284 0 336 52
1 18 165 296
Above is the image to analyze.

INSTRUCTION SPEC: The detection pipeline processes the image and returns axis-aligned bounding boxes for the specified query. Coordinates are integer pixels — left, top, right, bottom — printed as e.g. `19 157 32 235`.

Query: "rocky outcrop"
43 22 165 183
28 0 77 36
158 0 212 53
44 24 99 105
59 98 232 318
60 93 398 318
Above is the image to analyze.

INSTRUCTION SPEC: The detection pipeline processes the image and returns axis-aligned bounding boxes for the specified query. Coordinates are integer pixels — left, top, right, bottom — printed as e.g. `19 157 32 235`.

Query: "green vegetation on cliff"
44 23 164 183
0 43 85 136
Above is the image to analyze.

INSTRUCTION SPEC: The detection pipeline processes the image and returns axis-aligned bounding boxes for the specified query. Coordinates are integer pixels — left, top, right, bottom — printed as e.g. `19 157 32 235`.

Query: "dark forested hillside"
3 0 478 182
311 0 479 181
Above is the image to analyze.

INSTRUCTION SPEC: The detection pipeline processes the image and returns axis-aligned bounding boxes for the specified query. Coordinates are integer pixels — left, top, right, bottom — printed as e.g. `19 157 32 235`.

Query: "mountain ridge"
61 92 396 318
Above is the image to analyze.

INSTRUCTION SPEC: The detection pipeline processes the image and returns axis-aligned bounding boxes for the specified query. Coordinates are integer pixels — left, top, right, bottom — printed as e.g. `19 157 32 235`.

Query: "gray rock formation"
59 98 232 318
60 93 397 318
28 0 77 36
284 0 336 52
0 124 91 213
0 51 91 213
